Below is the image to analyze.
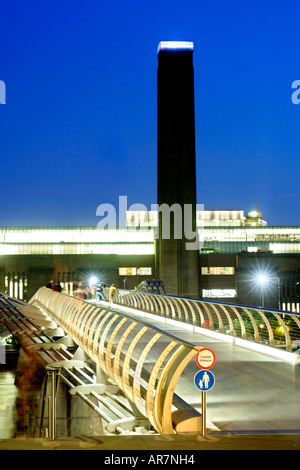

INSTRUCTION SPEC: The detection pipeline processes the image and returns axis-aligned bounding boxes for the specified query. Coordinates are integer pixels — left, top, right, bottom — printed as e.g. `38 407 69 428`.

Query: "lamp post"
277 277 281 310
257 273 268 308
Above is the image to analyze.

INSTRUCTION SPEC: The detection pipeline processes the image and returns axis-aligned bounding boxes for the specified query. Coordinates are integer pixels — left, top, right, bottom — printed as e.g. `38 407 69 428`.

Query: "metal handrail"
0 293 149 436
105 288 300 353
30 287 200 434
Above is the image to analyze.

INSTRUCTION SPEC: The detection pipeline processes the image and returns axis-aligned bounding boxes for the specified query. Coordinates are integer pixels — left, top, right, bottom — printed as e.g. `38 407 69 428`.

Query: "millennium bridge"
1 286 300 441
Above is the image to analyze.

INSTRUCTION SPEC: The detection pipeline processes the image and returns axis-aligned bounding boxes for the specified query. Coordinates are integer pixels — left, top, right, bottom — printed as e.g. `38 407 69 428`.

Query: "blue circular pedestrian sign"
194 369 215 392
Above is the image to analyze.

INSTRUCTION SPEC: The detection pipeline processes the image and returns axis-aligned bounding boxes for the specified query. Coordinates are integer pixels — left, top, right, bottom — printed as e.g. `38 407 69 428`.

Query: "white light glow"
89 276 98 286
257 274 269 286
158 41 194 53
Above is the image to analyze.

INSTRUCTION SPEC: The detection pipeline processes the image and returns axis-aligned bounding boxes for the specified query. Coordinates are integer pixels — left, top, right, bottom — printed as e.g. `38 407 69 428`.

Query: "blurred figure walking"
108 284 117 307
96 281 105 302
14 348 45 437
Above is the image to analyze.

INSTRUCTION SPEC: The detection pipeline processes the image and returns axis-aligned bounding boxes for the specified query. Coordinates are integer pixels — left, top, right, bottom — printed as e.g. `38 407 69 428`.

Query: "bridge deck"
105 302 300 434
1 297 300 444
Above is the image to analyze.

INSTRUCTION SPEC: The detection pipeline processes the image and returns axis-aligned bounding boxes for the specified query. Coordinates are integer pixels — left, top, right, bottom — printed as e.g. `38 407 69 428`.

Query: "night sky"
0 0 299 227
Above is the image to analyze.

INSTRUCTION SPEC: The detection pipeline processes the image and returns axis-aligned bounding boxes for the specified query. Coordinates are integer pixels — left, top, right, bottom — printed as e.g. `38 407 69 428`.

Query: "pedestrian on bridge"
14 348 45 438
46 280 54 289
109 284 117 307
96 281 105 302
53 282 62 292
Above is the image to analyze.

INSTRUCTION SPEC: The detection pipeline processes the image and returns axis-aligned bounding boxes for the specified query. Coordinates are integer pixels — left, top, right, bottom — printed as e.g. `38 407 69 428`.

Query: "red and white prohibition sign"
196 347 216 369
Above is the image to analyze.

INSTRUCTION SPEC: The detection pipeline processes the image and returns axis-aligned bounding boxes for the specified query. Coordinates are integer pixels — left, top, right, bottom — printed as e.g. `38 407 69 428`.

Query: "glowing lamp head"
257 274 268 286
89 276 98 286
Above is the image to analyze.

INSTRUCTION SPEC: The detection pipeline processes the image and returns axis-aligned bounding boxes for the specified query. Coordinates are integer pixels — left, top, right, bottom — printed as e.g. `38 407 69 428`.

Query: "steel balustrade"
105 288 300 353
0 293 128 436
3 285 299 437
29 287 201 434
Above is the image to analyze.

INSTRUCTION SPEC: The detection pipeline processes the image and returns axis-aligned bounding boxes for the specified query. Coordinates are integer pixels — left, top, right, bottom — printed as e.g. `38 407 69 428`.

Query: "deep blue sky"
0 0 299 227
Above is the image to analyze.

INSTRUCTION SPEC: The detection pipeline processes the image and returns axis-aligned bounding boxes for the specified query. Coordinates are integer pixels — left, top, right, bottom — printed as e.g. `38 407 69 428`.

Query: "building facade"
0 226 155 300
0 210 299 312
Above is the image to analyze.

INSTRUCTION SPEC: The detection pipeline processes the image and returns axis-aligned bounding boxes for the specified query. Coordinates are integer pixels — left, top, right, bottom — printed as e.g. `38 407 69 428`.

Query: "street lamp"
256 273 269 308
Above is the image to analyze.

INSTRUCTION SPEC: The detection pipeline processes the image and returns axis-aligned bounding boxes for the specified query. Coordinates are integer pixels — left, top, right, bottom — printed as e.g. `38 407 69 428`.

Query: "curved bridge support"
30 288 201 435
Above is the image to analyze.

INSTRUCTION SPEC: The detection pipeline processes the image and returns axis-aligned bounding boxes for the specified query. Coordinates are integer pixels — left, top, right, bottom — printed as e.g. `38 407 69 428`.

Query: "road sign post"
202 390 206 436
194 348 216 435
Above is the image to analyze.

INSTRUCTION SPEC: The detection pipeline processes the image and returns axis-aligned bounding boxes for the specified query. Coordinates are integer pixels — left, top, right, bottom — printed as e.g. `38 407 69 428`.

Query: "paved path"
111 303 300 433
1 432 300 450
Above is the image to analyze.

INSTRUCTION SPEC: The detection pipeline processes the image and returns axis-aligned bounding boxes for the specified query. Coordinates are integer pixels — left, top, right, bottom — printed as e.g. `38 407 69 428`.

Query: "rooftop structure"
126 209 267 228
157 41 194 53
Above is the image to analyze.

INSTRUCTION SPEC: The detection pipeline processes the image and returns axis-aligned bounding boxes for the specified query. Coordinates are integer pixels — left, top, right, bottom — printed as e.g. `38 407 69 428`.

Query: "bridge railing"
30 287 201 434
104 288 300 353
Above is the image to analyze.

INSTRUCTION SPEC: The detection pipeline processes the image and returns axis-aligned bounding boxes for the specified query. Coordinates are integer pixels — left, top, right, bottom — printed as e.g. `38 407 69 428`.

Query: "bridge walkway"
101 300 300 434
1 288 300 445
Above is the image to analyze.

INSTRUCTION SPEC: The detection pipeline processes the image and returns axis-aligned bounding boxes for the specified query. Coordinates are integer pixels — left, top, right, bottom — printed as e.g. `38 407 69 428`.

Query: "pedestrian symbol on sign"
200 371 210 389
194 369 215 392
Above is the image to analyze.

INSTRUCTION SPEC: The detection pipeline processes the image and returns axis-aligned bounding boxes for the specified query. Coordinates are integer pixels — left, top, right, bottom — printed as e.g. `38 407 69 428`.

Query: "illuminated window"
5 272 26 300
63 282 73 295
202 289 236 298
201 267 235 275
137 267 152 275
119 268 137 276
0 241 154 256
118 267 152 276
247 247 258 253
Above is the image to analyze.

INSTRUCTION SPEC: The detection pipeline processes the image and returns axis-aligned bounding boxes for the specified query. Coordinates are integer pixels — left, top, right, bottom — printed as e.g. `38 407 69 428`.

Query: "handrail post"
46 365 61 440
